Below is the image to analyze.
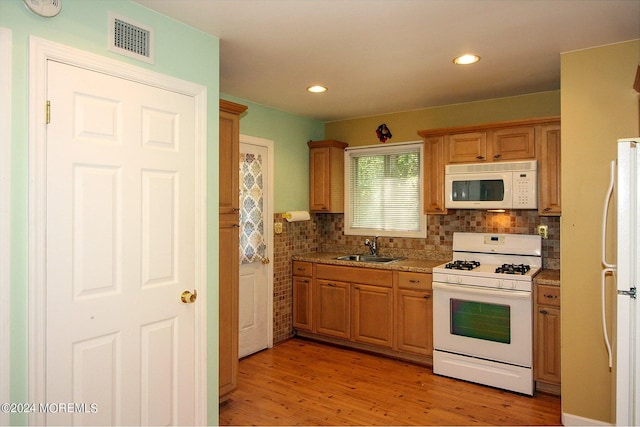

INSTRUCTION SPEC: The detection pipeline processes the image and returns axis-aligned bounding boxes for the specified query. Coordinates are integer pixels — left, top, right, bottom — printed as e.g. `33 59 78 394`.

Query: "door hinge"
46 101 51 124
618 287 637 299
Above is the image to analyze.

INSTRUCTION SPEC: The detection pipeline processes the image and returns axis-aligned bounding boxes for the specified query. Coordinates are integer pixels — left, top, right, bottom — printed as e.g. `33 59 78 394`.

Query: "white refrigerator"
602 138 640 425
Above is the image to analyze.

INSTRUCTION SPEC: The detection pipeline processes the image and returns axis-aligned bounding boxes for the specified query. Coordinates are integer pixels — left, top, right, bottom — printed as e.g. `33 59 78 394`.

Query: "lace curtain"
239 153 266 264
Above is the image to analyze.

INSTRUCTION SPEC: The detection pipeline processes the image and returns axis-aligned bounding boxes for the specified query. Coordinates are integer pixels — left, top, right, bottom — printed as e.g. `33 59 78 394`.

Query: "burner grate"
495 264 531 275
445 260 481 270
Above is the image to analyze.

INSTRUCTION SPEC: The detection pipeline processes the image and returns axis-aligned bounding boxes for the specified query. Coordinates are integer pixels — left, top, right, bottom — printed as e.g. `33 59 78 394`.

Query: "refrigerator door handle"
600 160 617 369
602 267 615 368
602 160 616 269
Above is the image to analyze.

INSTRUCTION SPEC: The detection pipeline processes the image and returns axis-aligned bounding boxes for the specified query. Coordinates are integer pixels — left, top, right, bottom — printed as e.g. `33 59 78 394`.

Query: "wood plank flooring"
219 338 562 426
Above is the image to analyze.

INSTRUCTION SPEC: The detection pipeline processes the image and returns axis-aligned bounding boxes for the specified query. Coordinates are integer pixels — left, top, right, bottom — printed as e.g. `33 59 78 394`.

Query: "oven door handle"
432 281 531 300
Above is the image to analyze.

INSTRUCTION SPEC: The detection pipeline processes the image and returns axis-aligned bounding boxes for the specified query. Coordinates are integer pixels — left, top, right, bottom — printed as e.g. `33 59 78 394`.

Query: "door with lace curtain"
238 137 273 358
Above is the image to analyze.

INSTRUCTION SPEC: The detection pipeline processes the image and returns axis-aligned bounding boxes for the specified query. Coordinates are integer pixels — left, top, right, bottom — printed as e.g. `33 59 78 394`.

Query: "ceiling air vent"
108 12 155 64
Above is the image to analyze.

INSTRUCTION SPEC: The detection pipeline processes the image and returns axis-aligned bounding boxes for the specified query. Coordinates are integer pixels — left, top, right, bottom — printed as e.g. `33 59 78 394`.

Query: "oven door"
433 281 532 367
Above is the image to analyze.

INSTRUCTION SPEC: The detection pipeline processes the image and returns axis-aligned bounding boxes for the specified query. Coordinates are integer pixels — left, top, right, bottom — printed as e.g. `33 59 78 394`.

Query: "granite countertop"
292 252 446 274
293 252 562 283
534 269 560 286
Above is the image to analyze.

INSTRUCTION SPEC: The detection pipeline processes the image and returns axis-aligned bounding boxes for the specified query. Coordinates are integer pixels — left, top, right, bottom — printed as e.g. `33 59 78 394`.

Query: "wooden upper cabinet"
447 126 535 164
423 135 448 214
308 140 348 213
446 132 487 163
419 117 560 216
537 124 561 216
490 126 536 161
219 100 247 216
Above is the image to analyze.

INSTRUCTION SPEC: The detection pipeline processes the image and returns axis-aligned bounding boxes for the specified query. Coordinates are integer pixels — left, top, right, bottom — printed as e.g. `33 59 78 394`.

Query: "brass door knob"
181 289 198 303
261 257 270 265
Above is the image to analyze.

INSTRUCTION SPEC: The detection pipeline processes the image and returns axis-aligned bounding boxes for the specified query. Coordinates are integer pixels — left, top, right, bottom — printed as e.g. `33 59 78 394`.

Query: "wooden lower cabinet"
534 283 561 391
353 284 393 347
395 271 433 356
293 261 433 364
292 261 313 331
396 289 433 356
315 279 351 339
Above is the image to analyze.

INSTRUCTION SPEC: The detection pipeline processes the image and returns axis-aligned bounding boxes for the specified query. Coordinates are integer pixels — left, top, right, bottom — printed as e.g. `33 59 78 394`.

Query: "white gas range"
432 232 542 396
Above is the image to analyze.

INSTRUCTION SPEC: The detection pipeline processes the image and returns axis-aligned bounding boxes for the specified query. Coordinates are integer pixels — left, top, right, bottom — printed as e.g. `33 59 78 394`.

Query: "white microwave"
444 160 537 210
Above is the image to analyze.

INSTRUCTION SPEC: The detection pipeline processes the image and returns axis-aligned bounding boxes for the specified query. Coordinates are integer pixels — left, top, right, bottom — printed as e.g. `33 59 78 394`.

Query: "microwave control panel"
513 171 537 208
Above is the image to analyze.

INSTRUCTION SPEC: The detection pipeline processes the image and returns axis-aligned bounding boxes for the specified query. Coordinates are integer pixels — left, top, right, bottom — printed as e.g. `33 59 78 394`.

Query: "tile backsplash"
272 210 560 343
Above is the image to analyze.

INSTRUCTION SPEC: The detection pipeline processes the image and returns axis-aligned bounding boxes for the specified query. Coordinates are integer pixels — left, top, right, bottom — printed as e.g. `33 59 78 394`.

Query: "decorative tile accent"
271 210 560 343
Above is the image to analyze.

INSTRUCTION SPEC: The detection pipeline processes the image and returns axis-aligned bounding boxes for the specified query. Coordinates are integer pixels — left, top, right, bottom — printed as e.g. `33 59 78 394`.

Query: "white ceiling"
133 0 640 122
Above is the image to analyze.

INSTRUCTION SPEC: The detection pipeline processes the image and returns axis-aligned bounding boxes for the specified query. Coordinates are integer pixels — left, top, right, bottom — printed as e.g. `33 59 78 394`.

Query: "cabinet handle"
476 156 484 160
232 207 240 212
327 283 337 287
494 154 502 159
544 207 551 212
232 224 240 228
543 294 558 299
539 309 549 315
423 295 431 299
354 286 360 290
409 280 421 284
296 267 306 271
300 279 310 283
435 207 443 211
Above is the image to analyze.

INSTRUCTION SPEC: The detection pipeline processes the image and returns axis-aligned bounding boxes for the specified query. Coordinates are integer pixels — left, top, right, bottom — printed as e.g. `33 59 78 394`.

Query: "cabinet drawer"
292 261 313 277
537 284 560 307
316 264 392 287
397 271 432 290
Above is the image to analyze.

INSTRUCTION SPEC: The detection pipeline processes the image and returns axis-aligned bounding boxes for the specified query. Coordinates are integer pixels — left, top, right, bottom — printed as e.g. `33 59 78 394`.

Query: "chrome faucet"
364 236 379 256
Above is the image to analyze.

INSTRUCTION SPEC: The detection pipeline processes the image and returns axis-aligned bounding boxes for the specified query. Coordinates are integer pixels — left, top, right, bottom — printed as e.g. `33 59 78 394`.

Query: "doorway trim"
240 134 274 349
0 27 12 427
27 36 208 425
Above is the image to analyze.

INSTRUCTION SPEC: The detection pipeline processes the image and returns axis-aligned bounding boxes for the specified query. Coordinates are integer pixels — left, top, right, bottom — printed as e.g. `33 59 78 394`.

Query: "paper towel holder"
283 211 311 222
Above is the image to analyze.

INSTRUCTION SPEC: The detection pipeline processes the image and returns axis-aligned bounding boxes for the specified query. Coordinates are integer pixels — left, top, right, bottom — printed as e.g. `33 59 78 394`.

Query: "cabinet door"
446 132 487 163
352 284 393 348
535 305 561 384
395 289 433 356
537 124 561 216
218 221 239 396
315 279 351 339
490 126 536 161
219 110 240 215
293 276 313 331
424 136 447 214
309 147 331 212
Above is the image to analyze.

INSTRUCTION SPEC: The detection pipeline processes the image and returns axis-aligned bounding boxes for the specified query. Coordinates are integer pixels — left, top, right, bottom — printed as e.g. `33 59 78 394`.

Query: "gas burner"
445 260 481 270
495 263 531 275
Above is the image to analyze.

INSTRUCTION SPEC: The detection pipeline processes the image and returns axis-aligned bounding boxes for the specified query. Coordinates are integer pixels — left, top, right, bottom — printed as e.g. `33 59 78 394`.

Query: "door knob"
181 289 198 303
261 257 270 265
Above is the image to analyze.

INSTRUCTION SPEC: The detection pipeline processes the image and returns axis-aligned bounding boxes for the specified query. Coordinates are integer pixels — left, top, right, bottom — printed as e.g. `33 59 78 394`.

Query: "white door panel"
238 140 273 358
45 60 197 426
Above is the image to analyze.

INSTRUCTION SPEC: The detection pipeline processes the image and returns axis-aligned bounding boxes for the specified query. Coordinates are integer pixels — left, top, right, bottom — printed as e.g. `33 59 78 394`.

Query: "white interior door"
44 59 200 426
238 137 273 358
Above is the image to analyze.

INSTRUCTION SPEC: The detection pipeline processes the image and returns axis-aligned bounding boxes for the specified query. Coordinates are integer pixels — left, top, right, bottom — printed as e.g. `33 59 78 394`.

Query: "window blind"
345 142 424 236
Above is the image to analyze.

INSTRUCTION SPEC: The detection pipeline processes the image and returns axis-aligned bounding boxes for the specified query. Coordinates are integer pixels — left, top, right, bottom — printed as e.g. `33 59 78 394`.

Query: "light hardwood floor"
219 338 561 426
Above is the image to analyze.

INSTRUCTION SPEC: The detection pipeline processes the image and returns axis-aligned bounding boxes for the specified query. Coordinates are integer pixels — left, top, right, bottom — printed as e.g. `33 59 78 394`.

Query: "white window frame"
344 141 426 238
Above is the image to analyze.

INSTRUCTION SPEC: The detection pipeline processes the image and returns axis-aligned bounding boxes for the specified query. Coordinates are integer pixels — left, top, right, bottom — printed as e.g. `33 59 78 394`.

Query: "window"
344 141 425 238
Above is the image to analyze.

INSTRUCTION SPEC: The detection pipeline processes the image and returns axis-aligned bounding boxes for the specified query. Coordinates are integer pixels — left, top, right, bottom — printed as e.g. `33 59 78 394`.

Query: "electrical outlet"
537 225 548 239
274 222 283 234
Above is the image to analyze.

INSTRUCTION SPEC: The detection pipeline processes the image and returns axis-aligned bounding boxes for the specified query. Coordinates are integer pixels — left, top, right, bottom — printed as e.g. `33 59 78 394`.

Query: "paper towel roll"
283 211 311 222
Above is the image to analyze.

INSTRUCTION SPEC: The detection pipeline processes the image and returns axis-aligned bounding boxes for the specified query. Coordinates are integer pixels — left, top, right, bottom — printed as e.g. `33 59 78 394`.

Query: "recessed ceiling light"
453 54 480 65
307 85 327 93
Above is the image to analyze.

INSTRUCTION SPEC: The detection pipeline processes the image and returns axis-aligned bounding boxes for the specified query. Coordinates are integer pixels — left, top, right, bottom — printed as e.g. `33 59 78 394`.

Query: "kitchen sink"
335 254 403 264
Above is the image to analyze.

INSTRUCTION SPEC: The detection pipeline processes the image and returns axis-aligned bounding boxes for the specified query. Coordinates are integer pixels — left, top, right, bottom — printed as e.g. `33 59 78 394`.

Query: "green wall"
0 1 221 424
325 91 560 146
221 94 324 212
560 40 640 424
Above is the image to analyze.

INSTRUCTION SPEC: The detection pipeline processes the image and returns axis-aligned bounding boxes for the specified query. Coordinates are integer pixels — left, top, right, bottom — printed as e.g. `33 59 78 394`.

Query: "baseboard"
562 412 612 426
